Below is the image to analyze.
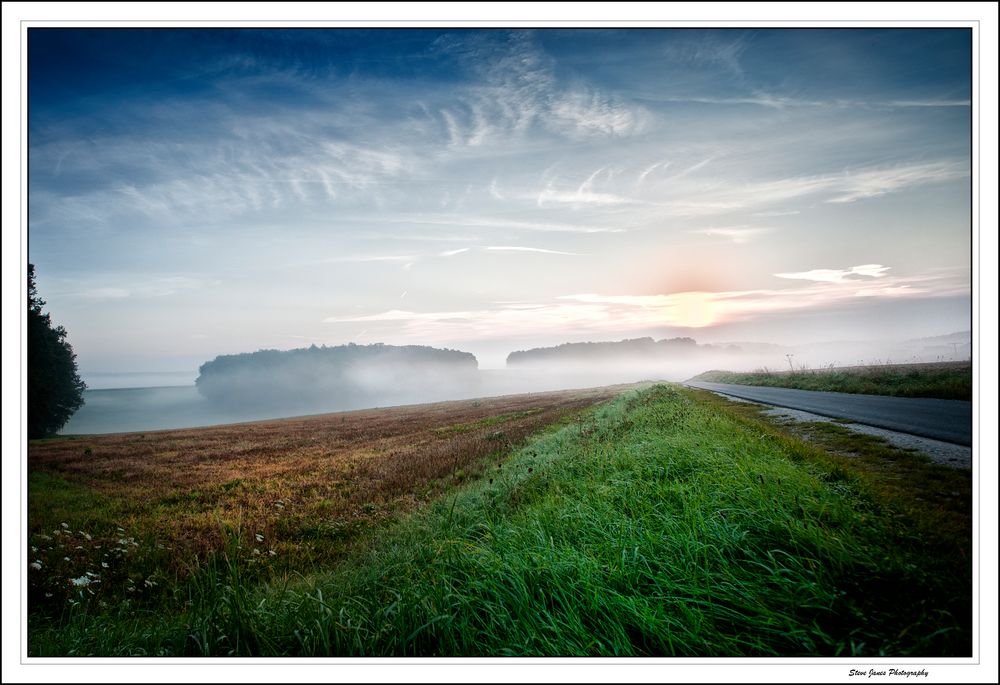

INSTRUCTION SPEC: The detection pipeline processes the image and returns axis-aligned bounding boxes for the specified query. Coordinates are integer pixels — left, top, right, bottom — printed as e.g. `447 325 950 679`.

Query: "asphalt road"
685 381 973 446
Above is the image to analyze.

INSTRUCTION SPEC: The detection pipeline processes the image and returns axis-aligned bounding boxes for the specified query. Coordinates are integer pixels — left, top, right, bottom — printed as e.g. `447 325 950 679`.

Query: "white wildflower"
101 562 109 568
71 576 91 587
81 532 92 541
31 546 38 553
63 557 71 562
252 548 261 556
268 549 276 556
30 561 42 571
144 578 156 587
255 533 264 543
60 523 69 529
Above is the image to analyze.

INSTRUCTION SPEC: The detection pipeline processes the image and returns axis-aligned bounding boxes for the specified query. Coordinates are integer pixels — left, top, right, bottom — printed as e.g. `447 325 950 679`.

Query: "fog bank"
59 332 972 435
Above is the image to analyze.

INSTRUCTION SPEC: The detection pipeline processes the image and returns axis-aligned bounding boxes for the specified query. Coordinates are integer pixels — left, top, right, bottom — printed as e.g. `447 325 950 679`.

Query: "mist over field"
58 331 972 435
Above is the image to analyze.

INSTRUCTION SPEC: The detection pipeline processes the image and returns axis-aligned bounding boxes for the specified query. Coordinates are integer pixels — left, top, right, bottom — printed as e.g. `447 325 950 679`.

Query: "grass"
691 361 972 400
27 384 970 657
27 386 628 617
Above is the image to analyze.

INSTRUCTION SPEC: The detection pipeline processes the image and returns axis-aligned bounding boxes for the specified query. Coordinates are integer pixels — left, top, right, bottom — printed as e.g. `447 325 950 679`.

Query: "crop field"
691 361 972 400
27 383 971 657
27 385 631 617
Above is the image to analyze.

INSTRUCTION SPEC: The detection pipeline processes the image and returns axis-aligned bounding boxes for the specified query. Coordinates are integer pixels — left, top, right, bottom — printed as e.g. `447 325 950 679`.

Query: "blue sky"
27 28 972 371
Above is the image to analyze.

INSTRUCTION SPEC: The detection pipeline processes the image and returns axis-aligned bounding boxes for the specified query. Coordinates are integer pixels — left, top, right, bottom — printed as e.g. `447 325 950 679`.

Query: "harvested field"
27 384 635 612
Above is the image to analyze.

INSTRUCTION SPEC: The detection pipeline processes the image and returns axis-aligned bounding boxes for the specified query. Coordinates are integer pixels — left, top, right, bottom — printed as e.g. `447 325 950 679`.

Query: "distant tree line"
196 343 478 409
506 337 732 367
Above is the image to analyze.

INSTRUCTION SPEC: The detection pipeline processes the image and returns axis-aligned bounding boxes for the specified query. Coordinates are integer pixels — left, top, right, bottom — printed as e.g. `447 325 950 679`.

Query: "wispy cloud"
663 32 751 77
636 160 671 185
388 214 628 234
321 254 419 264
59 275 214 301
694 226 774 243
752 209 800 217
534 167 644 208
656 94 971 111
322 266 959 341
432 31 647 148
72 287 131 300
774 264 891 283
824 162 968 203
485 246 584 256
652 160 969 216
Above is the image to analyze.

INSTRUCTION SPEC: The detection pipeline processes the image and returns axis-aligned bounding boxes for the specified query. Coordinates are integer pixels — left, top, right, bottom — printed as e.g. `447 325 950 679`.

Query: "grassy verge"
691 361 971 400
28 384 970 657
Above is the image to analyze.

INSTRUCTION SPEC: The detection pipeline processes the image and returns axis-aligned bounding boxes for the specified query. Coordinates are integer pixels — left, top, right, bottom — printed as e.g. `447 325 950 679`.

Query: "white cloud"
74 287 131 300
485 246 583 256
752 209 800 217
824 162 968 204
390 214 628 234
60 275 213 301
321 255 419 264
774 264 890 283
431 31 647 149
321 266 957 341
637 160 671 185
695 226 774 243
656 94 970 111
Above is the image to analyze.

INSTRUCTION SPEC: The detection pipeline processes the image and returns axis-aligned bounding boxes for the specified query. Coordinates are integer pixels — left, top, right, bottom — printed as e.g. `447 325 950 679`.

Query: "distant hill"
196 343 478 410
905 331 971 344
506 337 738 367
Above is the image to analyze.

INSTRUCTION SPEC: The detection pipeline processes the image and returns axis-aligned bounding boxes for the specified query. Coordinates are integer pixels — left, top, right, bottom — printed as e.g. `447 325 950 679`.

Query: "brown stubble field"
27 384 634 610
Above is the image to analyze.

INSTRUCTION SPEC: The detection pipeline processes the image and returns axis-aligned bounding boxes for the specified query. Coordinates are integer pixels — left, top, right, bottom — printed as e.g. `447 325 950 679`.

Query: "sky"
27 28 972 372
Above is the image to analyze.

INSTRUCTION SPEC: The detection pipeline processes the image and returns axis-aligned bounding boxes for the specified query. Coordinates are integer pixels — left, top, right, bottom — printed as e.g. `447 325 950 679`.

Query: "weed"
692 361 971 400
27 384 971 657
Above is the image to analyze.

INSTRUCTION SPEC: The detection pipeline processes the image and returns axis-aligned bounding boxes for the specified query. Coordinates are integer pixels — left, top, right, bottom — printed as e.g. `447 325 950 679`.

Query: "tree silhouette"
28 264 86 438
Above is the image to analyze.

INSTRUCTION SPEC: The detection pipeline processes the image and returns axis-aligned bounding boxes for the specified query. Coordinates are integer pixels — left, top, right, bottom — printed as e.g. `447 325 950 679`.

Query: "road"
685 381 972 447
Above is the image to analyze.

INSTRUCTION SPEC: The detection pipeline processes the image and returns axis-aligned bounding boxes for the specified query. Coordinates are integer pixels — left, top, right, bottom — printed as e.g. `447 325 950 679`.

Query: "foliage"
195 342 479 409
28 264 86 438
691 362 972 401
28 385 970 657
506 336 715 367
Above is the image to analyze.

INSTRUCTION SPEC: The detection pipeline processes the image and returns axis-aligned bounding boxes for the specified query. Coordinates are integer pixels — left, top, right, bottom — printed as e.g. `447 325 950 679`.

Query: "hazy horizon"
29 28 971 379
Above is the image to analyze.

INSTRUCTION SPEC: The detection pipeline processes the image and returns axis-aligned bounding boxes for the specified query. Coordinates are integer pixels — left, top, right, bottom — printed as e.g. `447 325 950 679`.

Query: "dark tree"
27 264 86 438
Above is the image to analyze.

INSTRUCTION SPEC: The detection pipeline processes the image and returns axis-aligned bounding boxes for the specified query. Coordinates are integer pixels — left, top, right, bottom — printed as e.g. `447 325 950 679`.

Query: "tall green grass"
29 385 969 656
692 362 972 400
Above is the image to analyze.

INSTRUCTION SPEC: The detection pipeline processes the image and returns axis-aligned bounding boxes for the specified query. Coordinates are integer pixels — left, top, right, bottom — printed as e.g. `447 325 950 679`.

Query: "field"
28 385 628 612
27 383 971 656
691 361 972 400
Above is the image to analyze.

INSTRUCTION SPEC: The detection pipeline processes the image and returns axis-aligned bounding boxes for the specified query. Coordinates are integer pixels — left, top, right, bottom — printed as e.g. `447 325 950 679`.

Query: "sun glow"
668 291 720 328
